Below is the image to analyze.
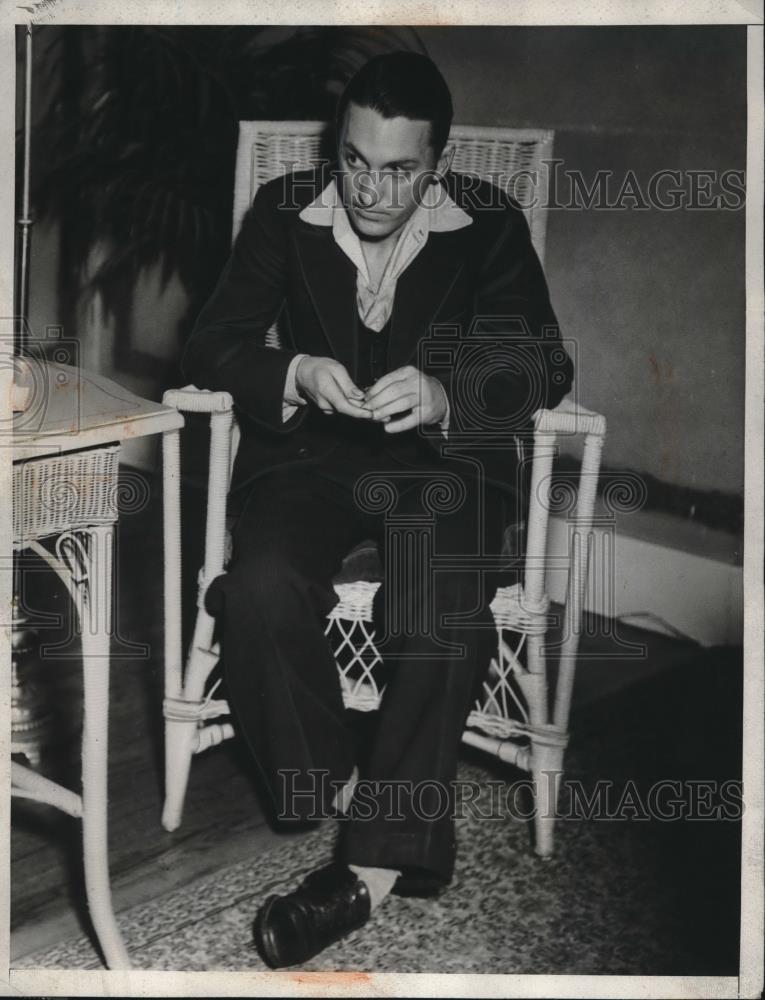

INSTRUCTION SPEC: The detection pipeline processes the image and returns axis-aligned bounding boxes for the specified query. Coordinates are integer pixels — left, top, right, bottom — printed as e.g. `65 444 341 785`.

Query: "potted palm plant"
28 25 426 385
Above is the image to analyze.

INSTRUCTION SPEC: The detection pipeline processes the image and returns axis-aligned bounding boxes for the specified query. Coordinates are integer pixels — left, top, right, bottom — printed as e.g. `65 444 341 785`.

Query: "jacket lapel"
387 229 466 371
295 211 468 374
294 222 359 366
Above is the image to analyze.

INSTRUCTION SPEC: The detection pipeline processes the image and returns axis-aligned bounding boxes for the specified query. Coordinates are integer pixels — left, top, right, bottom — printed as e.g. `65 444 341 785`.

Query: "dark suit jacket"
181 164 574 501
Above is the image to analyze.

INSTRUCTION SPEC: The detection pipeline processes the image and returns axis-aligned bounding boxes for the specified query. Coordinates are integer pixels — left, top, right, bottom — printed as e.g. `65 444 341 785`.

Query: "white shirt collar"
298 175 472 332
298 174 472 239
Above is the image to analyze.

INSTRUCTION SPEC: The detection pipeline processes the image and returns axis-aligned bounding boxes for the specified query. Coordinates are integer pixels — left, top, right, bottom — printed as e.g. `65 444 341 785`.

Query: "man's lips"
352 206 388 220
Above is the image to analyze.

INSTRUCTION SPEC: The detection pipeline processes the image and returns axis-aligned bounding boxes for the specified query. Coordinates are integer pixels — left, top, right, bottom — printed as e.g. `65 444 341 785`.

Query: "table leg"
53 524 131 970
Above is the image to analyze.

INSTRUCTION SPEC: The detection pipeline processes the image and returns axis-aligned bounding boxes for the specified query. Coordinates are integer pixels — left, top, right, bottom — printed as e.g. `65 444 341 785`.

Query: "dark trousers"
206 420 520 883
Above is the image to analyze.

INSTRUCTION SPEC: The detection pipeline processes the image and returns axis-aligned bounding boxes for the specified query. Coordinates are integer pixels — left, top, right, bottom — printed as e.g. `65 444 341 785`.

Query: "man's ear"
435 142 455 178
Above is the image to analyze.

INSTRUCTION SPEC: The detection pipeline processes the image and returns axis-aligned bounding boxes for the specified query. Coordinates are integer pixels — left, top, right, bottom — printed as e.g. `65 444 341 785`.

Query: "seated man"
182 50 573 967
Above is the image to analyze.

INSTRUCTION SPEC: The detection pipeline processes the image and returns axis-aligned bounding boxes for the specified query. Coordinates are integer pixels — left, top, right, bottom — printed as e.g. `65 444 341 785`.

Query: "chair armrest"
521 398 606 611
163 385 234 415
533 399 607 438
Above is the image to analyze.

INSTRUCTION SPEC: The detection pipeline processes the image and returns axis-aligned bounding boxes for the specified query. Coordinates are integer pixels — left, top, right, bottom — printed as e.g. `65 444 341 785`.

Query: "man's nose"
357 175 382 208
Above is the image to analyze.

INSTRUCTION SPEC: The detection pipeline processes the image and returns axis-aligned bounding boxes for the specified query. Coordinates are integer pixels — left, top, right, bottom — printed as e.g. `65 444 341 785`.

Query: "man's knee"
207 547 311 619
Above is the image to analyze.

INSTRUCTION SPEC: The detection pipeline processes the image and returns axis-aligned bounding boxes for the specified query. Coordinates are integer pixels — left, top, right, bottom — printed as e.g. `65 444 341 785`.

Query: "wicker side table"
12 361 183 970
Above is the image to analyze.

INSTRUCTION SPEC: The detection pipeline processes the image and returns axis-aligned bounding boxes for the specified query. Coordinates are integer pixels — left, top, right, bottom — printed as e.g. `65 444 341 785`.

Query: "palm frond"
30 24 425 319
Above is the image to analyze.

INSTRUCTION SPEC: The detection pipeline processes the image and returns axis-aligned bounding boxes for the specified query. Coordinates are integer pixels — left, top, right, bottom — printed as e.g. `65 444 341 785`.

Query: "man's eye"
346 152 361 167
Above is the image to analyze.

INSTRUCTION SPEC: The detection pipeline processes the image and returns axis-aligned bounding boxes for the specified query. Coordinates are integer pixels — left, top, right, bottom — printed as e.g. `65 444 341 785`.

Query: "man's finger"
371 392 418 422
336 399 373 418
333 369 365 400
365 379 416 413
325 382 373 419
383 407 421 434
363 368 413 405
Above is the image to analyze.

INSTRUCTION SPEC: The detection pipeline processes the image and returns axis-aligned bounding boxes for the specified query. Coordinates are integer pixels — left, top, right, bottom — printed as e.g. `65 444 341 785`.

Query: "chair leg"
162 637 221 831
161 717 199 832
530 731 566 860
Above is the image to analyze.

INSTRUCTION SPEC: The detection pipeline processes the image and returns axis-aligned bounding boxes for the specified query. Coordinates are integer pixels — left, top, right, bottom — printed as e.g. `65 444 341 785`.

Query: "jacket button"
298 446 310 457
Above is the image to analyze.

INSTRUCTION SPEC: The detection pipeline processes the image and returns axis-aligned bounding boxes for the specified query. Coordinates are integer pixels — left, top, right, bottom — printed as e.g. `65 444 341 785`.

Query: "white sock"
331 765 359 815
348 864 401 910
333 770 401 908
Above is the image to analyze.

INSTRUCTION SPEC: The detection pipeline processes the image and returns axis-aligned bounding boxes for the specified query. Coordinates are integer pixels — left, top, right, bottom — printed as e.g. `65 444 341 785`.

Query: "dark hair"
335 52 454 160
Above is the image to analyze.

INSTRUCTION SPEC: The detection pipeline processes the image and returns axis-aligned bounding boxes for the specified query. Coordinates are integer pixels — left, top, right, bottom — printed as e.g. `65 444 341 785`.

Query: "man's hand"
296 356 373 419
362 365 448 433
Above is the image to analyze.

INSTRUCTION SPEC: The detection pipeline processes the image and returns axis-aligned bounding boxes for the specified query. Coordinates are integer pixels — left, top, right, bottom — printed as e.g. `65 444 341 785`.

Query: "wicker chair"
161 121 606 858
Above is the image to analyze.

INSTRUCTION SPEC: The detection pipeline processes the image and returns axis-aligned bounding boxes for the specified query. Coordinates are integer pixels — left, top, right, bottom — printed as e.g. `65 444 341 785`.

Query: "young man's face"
337 102 450 241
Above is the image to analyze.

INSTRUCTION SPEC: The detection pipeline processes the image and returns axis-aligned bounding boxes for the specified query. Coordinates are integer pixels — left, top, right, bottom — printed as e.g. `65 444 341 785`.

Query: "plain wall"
421 25 746 494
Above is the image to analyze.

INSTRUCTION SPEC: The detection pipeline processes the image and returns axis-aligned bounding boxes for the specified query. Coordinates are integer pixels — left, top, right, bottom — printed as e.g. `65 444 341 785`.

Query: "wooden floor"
9 472 706 964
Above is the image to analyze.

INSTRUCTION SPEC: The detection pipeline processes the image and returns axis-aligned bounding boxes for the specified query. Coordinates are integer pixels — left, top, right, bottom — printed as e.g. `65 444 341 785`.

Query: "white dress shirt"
280 175 473 437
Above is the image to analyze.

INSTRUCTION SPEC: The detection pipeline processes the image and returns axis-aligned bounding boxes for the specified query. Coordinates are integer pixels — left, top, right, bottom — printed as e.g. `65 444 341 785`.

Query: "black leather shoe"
254 862 371 968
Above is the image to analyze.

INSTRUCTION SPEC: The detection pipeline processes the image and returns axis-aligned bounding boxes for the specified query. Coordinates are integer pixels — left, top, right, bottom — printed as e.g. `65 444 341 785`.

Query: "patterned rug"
13 754 734 975
15 649 743 974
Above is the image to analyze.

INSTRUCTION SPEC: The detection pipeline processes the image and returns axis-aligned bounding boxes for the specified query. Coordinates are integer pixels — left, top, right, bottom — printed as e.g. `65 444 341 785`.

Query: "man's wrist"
295 355 311 393
284 353 310 411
